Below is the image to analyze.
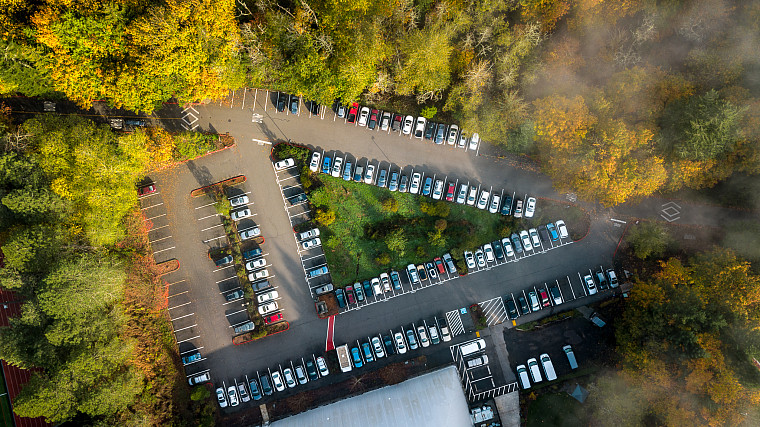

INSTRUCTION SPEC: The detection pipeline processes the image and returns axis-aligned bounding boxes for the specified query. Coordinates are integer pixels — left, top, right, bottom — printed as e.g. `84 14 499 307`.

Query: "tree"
625 221 669 259
659 90 745 161
384 229 407 257
395 23 455 102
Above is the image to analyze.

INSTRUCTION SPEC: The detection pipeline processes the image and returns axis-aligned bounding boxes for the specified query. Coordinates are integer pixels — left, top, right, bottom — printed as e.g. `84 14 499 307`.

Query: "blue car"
362 280 373 297
351 347 363 368
390 271 402 290
388 172 399 191
546 222 559 241
511 233 523 253
335 289 346 308
500 195 513 215
422 177 432 196
362 342 374 363
377 169 388 188
321 156 332 174
242 248 262 260
343 161 353 181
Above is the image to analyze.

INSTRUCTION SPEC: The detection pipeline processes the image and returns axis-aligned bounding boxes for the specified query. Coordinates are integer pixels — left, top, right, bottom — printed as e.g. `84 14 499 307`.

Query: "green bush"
190 386 210 402
272 142 310 163
626 221 670 259
420 106 437 119
175 132 217 160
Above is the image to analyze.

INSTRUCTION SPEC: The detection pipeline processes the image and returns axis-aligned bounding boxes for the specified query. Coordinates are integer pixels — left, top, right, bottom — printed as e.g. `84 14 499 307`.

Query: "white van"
527 358 542 383
466 355 488 369
563 345 578 370
459 339 486 357
540 354 557 381
516 365 531 389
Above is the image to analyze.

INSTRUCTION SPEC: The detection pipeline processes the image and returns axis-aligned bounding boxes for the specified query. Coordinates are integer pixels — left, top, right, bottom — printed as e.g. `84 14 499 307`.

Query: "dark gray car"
435 123 447 144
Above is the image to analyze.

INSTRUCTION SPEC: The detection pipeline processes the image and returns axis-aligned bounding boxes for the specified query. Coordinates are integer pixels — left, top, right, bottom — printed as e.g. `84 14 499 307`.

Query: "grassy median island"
306 174 518 286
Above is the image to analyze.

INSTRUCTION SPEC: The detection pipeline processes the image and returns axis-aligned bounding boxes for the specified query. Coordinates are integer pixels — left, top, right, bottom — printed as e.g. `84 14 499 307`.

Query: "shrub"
272 142 310 163
375 253 391 265
420 200 450 217
416 246 427 257
174 132 216 160
190 386 210 401
626 222 670 259
385 229 408 257
315 208 336 226
381 197 399 212
420 106 437 119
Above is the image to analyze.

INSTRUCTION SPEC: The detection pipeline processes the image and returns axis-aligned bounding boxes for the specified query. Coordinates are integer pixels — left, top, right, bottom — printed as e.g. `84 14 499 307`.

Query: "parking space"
139 182 178 262
449 338 504 395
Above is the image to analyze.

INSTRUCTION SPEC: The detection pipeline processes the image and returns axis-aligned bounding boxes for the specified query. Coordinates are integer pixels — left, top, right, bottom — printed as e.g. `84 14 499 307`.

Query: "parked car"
264 312 284 324
188 372 210 386
380 112 391 130
316 356 330 376
414 117 426 138
249 378 262 400
424 121 436 139
313 283 334 296
422 177 432 196
271 371 285 392
467 186 477 205
556 220 569 239
465 251 476 270
372 336 385 358
442 253 456 273
242 248 262 260
295 365 308 384
289 96 299 114
351 347 363 368
248 269 269 281
345 285 356 304
477 190 490 209
371 278 382 295
596 270 609 290
409 172 421 194
417 325 430 347
506 299 519 320
214 255 233 267
335 289 346 308
492 240 504 260
529 228 540 247
469 133 480 151
457 131 468 149
257 290 278 304
227 385 239 406
428 325 440 344
353 165 364 182
402 115 414 135
347 102 358 123
377 169 387 188
513 198 523 218
407 264 420 284
584 274 598 295
289 193 308 205
331 156 343 177
336 102 346 118
405 329 418 350
230 208 252 221
434 257 445 274
252 280 272 292
475 249 486 268
321 156 331 174
358 107 370 126
363 280 373 297
435 123 447 144
540 354 557 381
364 163 376 184
539 288 551 307
502 238 515 257
354 283 365 302
391 113 403 132
426 262 438 280
216 387 228 408
283 368 296 388
447 124 459 145
606 269 619 288
343 161 353 181
527 358 542 383
302 237 321 250
274 158 295 170
528 291 540 311
517 295 530 314
456 184 467 204
511 233 523 253
500 195 513 215
238 382 250 402
399 175 408 192
390 271 402 290
394 332 407 354
546 222 559 241
225 289 244 302
245 258 266 271
305 359 319 381
258 301 278 315
299 228 320 240
525 197 536 218
362 342 374 362
229 194 249 207
138 184 156 196
182 352 201 365
380 273 391 292
520 230 532 251
276 93 287 112
239 227 261 241
383 335 396 355
432 179 444 200
563 345 579 369
308 265 329 278
388 171 399 191
445 182 456 202
440 324 452 342
489 194 501 213
549 283 563 305
368 109 378 129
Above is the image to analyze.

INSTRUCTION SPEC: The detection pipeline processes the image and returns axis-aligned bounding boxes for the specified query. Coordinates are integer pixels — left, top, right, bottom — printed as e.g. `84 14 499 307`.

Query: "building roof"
271 365 472 427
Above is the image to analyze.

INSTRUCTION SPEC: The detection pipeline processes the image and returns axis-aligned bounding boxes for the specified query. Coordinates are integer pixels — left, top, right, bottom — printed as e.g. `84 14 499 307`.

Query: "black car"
335 289 346 308
506 299 519 320
383 335 396 355
276 93 288 112
305 359 319 380
500 195 513 215
517 295 530 314
435 123 447 144
362 280 373 297
492 240 504 260
289 193 308 205
290 96 299 114
538 225 551 243
308 101 319 115
424 121 436 140
511 233 523 253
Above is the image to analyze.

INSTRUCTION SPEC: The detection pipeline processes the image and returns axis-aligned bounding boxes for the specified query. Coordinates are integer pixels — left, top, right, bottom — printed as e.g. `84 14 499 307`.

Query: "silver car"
447 124 459 145
456 184 467 204
432 179 444 200
230 208 252 221
229 195 249 207
239 227 261 240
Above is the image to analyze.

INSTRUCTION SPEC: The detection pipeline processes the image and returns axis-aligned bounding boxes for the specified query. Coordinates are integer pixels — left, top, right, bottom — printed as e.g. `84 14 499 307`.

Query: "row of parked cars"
216 355 331 408
333 254 457 308
308 150 534 217
516 345 578 389
337 102 480 151
464 220 570 271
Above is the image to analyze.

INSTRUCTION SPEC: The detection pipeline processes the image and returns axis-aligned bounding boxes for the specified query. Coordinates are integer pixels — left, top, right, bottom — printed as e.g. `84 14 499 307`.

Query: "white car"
502 238 515 257
402 115 414 135
432 179 444 200
464 251 476 270
216 387 227 408
258 301 279 315
394 332 407 354
489 194 501 214
371 337 385 358
456 184 467 204
417 326 430 347
257 290 279 304
364 164 376 184
302 237 321 250
469 133 480 151
316 356 330 376
238 382 250 402
447 124 459 145
477 190 490 209
483 243 495 262
371 278 382 295
520 230 533 251
272 371 285 391
245 258 266 271
309 151 321 172
380 272 391 292
413 117 426 138
274 158 295 170
457 131 467 148
584 274 598 295
239 227 261 240
299 228 320 240
230 208 252 221
440 325 452 342
407 264 419 284
556 220 569 239
358 107 370 126
331 156 343 177
525 197 536 218
529 228 540 247
467 186 477 205
475 249 486 268
248 269 269 281
227 386 239 407
409 172 421 194
229 194 249 207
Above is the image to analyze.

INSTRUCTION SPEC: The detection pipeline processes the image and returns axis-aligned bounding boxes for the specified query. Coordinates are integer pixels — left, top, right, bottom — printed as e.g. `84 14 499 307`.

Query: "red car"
391 114 403 132
434 257 445 274
368 109 379 130
264 313 283 325
445 183 455 202
347 103 358 123
539 289 551 307
138 184 156 196
345 285 356 304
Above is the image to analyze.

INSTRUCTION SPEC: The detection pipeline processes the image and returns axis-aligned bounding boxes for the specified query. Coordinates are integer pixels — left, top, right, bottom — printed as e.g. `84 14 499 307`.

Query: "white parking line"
200 224 224 232
150 235 173 243
168 302 192 310
144 213 167 221
203 235 227 243
153 246 175 255
197 213 221 221
171 312 195 322
141 202 164 210
149 224 169 232
166 279 186 286
180 347 204 355
226 309 247 317
212 264 234 273
215 276 237 283
173 324 197 333
176 335 201 344
168 291 188 298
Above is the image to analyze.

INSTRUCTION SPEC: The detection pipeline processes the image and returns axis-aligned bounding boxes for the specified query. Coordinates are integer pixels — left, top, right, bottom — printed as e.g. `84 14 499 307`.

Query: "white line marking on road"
176 335 200 344
197 213 221 221
153 246 175 255
195 202 218 209
200 224 224 232
215 276 237 283
203 235 227 243
144 213 167 221
149 224 170 232
168 291 188 298
166 279 186 286
173 324 197 333
252 138 272 145
141 202 164 210
610 218 627 224
212 264 234 272
168 302 192 310
150 235 173 243
171 312 194 322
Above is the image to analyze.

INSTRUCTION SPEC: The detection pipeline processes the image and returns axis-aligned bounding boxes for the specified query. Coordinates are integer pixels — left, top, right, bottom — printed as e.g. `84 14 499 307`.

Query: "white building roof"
271 365 472 427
